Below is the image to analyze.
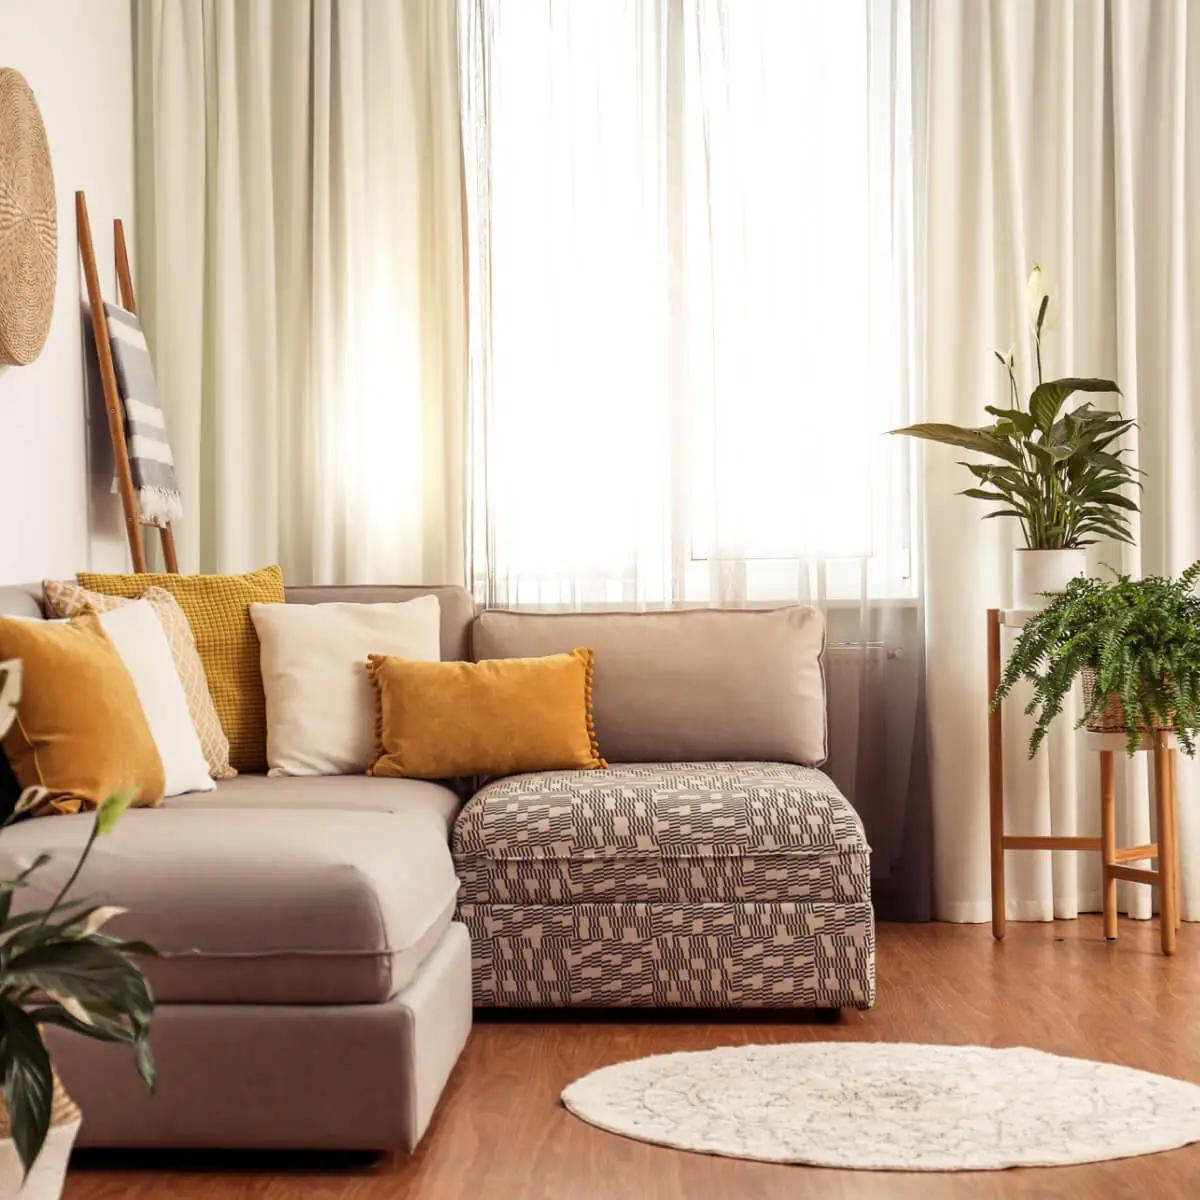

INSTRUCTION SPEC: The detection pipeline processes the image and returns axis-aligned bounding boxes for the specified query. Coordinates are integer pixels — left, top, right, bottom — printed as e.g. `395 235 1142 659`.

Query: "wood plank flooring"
66 917 1199 1199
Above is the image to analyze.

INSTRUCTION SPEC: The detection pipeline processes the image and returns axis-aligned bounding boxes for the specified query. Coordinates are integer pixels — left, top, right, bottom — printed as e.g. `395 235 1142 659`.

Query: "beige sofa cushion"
473 606 827 766
169 772 463 824
0 782 461 1005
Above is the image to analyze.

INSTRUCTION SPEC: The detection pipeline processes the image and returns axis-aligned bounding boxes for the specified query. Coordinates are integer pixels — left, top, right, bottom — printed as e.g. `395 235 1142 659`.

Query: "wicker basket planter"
1081 667 1175 736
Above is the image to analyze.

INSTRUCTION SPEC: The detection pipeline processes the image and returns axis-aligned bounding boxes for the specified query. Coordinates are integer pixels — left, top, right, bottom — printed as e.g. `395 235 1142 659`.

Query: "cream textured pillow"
43 580 235 779
250 597 441 776
91 602 216 797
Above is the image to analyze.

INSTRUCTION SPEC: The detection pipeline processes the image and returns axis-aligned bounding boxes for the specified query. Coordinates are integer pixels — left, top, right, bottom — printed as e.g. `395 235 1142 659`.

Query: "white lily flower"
78 905 128 938
13 786 48 817
0 659 21 742
46 990 94 1027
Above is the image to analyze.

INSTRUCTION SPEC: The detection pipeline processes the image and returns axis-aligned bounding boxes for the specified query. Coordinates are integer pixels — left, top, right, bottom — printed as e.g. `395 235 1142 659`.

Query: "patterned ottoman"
453 762 875 1010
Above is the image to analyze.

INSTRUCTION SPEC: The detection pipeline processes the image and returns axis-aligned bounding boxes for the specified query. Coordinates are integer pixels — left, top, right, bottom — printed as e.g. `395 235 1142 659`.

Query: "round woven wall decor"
0 68 57 366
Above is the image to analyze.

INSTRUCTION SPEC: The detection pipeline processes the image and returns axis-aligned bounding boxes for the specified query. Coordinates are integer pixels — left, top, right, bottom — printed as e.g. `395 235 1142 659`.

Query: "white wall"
0 0 134 584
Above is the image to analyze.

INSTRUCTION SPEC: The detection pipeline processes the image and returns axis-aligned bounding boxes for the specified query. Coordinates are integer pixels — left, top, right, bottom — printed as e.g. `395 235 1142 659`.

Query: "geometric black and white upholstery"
454 762 875 1009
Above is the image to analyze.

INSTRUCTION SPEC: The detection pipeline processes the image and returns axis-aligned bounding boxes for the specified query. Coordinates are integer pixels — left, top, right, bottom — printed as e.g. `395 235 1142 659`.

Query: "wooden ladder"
76 190 179 573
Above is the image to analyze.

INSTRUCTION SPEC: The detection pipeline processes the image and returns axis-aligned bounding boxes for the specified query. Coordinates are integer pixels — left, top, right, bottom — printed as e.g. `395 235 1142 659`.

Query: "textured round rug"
561 1042 1200 1171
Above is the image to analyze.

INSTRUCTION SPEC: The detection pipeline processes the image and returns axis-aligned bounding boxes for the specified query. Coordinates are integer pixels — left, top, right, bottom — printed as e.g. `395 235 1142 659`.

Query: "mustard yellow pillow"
367 648 606 779
0 613 165 816
76 566 285 773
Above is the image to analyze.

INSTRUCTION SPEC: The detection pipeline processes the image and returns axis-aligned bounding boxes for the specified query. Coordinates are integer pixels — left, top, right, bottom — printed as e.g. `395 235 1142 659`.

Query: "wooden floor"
66 917 1199 1199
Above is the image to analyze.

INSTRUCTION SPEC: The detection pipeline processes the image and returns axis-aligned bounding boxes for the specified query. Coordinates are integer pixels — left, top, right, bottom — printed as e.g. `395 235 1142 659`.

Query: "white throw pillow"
94 601 217 797
250 597 442 776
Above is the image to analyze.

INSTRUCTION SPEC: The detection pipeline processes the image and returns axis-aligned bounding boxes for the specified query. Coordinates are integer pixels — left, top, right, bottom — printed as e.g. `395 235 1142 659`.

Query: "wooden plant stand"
988 608 1181 956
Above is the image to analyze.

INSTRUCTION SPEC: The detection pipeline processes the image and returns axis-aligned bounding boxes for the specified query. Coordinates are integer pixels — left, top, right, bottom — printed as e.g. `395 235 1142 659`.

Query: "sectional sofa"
0 582 874 1153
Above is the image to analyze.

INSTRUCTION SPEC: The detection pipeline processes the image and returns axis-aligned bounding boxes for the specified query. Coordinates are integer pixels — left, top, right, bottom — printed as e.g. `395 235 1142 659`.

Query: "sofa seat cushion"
453 762 870 906
0 805 460 1004
168 773 462 832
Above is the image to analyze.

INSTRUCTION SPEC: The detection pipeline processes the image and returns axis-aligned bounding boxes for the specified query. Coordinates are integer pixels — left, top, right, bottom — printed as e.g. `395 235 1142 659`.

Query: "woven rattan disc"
0 68 57 366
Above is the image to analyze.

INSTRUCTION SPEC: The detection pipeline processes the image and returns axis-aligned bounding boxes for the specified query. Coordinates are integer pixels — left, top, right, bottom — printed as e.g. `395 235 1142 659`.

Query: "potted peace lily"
891 268 1141 608
992 565 1200 758
0 660 156 1196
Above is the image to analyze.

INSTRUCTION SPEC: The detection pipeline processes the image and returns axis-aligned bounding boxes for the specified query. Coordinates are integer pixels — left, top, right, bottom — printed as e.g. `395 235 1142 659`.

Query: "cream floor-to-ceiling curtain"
923 0 1200 921
133 0 465 583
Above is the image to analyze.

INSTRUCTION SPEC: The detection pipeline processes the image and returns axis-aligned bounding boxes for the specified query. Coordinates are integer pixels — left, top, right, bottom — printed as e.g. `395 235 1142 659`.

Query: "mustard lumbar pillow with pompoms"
366 648 606 780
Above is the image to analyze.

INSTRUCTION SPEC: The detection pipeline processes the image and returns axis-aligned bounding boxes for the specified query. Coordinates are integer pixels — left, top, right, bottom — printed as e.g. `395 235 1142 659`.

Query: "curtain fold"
133 0 466 584
922 0 1200 922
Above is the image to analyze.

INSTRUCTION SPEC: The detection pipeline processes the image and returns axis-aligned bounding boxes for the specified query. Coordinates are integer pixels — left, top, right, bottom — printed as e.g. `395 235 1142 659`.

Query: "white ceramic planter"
1013 548 1088 610
0 1117 80 1200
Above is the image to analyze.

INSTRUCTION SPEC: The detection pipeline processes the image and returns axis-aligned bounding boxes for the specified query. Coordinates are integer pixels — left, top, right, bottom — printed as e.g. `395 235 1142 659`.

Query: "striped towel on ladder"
104 302 183 526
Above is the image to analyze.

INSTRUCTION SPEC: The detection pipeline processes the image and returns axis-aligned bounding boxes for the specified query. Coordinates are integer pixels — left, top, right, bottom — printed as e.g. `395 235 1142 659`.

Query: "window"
460 0 916 607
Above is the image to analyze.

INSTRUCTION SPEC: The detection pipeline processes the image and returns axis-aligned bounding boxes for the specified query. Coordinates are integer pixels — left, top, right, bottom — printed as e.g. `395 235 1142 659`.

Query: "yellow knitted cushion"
76 566 285 773
366 648 606 780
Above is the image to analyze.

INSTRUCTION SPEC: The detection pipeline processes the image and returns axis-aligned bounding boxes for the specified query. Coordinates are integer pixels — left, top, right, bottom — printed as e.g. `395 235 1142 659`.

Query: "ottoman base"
459 900 875 1010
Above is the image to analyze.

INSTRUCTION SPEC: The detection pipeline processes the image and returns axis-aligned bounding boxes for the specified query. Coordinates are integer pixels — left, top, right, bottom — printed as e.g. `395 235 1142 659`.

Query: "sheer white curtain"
460 0 916 611
461 0 932 918
922 0 1200 922
133 0 465 583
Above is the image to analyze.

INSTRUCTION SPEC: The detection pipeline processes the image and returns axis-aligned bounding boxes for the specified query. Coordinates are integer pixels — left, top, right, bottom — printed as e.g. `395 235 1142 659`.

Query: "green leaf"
4 941 155 1024
1087 491 1140 512
0 855 51 894
1 897 98 941
0 998 54 1177
135 1038 157 1092
1029 379 1122 433
959 488 1011 502
95 790 139 836
24 1004 137 1046
983 406 1036 436
1036 292 1050 335
81 933 161 958
889 424 1022 465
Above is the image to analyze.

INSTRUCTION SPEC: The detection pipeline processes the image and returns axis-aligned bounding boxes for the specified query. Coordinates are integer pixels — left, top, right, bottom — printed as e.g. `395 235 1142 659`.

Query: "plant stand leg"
1169 747 1181 929
1155 733 1178 955
1100 749 1118 941
988 609 1005 939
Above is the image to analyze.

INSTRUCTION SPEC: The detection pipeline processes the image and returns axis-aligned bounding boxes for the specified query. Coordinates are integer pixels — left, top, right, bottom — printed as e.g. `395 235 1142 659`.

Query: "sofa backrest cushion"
285 585 475 663
472 606 827 766
0 585 44 620
0 584 477 657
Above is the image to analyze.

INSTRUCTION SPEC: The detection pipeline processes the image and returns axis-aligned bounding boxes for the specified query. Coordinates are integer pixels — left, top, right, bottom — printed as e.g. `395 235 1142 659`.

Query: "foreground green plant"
992 564 1200 758
0 659 156 1178
891 267 1140 548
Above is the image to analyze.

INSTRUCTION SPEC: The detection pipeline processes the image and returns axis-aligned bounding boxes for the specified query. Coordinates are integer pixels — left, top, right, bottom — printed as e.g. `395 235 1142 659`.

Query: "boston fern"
0 660 156 1178
891 269 1140 548
992 564 1200 758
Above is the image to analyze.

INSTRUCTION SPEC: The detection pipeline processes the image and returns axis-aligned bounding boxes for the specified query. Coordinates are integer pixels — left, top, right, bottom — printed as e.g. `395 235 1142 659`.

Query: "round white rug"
560 1042 1200 1171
